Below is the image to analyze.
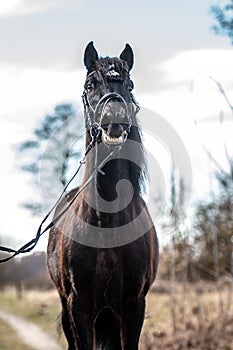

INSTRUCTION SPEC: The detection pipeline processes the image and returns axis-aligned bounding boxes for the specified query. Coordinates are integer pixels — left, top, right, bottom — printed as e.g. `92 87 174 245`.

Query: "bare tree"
17 103 84 215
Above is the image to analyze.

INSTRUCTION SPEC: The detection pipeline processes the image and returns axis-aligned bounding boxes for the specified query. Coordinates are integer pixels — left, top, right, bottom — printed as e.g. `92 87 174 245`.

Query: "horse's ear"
84 41 98 72
120 44 134 71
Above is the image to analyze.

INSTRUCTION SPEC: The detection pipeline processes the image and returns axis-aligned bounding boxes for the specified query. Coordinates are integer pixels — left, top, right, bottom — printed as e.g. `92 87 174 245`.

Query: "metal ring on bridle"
90 122 102 141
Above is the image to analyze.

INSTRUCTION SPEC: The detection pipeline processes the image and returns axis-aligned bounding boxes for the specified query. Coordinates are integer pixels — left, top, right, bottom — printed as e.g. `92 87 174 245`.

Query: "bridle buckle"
90 122 102 142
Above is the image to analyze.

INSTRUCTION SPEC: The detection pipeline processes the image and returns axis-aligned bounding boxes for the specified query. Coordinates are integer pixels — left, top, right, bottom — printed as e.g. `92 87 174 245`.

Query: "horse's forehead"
97 57 126 80
100 57 121 68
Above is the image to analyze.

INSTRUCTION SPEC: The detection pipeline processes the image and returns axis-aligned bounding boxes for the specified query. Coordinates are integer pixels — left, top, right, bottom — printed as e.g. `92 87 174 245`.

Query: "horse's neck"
96 157 131 202
82 143 140 214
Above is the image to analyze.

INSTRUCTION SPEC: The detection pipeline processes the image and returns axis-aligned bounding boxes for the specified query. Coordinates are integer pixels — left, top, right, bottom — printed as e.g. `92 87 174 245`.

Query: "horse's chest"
94 249 146 295
95 250 119 280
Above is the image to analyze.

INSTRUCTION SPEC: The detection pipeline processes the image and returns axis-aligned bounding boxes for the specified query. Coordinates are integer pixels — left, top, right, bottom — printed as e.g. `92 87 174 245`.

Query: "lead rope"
1 73 139 263
0 127 121 263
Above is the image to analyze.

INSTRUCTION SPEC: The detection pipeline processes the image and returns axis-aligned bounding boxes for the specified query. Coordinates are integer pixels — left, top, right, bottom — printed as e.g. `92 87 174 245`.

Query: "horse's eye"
86 83 94 93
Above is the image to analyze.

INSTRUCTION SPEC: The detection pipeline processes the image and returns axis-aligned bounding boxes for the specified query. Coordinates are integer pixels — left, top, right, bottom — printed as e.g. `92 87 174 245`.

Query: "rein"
0 131 121 263
0 68 140 264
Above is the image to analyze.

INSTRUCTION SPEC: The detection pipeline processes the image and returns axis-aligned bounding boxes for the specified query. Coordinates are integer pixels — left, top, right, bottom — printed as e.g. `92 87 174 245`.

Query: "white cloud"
0 63 85 116
0 1 23 16
140 49 233 203
159 49 233 86
141 49 233 126
0 0 85 17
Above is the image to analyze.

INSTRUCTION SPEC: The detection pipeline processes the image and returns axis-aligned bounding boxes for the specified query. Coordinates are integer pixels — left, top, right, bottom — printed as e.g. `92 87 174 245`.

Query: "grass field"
0 288 66 349
142 280 233 349
0 318 35 350
0 281 232 350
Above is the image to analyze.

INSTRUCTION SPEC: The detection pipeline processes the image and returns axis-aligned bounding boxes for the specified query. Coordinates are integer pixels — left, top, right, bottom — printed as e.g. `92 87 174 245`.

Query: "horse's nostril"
107 123 124 138
101 110 128 125
101 123 108 132
100 113 112 128
117 113 128 125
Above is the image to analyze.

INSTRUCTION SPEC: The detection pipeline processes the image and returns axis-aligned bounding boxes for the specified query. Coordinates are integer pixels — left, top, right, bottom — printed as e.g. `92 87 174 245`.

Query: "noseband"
82 71 140 139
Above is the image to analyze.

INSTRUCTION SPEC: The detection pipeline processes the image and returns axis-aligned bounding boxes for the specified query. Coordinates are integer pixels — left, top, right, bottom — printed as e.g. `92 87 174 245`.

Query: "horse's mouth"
101 129 127 145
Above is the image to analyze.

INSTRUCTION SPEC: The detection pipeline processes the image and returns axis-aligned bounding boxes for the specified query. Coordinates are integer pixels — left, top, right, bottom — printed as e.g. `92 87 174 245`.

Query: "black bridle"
82 71 140 137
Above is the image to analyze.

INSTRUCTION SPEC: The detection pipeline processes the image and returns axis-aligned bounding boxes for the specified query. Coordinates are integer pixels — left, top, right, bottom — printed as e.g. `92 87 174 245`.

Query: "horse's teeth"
101 132 123 145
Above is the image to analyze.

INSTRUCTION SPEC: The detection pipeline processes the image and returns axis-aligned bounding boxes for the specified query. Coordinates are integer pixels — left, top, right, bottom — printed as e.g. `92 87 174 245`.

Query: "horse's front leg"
122 297 146 350
60 297 76 350
68 293 95 350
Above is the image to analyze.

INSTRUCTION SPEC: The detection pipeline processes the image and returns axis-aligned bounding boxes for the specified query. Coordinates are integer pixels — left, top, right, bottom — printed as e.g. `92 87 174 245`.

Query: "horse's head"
82 42 139 146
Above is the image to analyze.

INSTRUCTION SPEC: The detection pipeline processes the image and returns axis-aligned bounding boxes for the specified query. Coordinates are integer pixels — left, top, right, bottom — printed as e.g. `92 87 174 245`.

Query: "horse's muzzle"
100 101 130 145
101 127 128 145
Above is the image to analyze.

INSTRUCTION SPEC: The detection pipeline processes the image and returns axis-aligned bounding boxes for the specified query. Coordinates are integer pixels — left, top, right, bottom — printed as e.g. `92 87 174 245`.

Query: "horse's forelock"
94 57 129 82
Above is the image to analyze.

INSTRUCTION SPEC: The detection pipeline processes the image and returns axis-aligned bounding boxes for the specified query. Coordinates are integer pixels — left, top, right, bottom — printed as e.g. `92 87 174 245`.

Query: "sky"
0 0 232 251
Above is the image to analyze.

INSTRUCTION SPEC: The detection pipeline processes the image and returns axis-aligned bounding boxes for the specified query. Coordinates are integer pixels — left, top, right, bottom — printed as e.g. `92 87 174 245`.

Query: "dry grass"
141 280 233 349
0 281 233 350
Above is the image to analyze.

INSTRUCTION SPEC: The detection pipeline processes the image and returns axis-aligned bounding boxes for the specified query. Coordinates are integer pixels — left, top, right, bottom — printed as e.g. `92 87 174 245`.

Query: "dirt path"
0 310 63 350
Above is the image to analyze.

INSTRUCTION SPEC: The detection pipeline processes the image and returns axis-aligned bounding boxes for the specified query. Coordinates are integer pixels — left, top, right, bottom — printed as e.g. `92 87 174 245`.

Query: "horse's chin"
101 130 127 146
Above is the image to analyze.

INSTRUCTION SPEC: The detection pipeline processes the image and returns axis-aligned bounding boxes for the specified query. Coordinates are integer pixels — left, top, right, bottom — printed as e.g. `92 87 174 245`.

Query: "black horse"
47 42 158 350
